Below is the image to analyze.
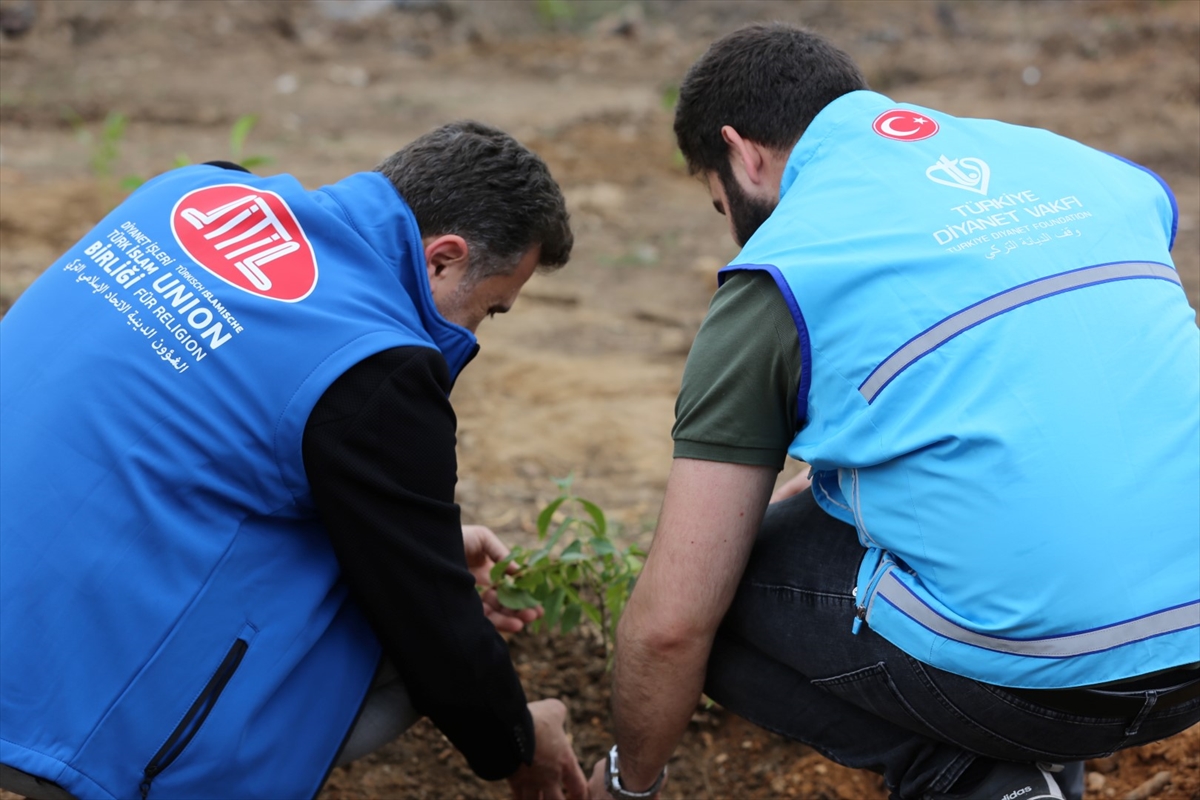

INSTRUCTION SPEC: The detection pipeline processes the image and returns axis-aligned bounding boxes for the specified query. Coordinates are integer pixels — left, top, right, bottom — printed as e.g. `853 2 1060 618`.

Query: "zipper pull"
852 604 866 634
142 762 163 800
851 586 866 634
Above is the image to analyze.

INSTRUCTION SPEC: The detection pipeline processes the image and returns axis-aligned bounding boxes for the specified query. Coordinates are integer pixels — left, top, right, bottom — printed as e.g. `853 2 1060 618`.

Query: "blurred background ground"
1 1 1196 798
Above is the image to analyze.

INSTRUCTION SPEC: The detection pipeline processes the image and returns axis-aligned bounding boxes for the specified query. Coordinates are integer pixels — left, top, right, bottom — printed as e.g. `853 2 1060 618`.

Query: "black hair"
375 121 572 281
673 23 868 177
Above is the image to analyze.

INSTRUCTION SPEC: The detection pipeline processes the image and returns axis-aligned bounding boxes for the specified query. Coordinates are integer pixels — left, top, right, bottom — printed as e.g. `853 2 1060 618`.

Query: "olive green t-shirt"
672 271 802 470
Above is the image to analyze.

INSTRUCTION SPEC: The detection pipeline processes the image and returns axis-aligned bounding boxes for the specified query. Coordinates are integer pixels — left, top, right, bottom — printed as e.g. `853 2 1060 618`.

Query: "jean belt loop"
1125 690 1159 737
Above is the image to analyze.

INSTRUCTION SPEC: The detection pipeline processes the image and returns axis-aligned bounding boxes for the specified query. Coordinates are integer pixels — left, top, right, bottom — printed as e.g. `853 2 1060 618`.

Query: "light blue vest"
0 166 477 798
725 91 1200 689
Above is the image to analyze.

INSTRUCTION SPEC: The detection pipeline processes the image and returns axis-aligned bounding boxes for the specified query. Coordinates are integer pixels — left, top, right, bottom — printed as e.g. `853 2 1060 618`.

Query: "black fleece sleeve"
302 346 534 780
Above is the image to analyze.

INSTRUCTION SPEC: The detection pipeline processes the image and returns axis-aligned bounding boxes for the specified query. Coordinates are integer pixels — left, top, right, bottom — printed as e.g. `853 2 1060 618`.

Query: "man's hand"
462 524 542 633
769 470 811 504
588 758 614 799
507 699 587 800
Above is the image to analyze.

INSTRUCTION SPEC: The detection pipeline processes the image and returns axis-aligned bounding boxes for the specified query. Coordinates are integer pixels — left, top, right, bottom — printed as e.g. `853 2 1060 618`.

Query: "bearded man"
590 23 1199 800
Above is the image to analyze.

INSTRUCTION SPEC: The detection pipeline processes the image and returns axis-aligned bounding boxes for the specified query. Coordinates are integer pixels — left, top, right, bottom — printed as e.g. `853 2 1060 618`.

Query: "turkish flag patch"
872 110 940 142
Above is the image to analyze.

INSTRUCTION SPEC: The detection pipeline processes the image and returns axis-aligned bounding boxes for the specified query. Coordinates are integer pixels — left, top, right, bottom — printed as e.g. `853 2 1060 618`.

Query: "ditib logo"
171 184 318 302
872 109 939 142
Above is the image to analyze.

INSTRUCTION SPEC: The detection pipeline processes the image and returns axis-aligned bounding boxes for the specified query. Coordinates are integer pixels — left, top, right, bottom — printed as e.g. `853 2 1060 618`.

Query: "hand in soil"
508 699 588 800
587 759 611 800
463 524 544 633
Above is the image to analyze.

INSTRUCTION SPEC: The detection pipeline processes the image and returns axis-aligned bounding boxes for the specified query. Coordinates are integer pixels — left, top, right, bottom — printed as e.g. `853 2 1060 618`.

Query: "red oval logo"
170 184 318 302
872 110 939 142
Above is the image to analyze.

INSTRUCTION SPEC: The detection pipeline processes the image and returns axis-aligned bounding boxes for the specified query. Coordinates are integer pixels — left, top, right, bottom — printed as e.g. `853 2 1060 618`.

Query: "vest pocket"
139 632 251 800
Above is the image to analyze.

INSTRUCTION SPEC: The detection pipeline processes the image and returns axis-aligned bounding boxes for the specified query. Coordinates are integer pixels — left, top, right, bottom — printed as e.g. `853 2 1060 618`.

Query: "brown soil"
1 1 1197 799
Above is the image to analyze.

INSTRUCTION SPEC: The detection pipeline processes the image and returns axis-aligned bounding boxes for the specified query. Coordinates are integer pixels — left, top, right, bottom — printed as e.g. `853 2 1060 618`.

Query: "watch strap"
604 745 666 799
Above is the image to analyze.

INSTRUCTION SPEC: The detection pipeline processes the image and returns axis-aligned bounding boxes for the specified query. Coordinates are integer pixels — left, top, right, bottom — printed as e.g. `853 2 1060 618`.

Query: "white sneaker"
925 761 1066 800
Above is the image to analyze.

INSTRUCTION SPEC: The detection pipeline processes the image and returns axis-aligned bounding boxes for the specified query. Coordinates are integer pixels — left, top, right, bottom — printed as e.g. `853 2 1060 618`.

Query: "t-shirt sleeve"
672 270 803 470
302 346 534 781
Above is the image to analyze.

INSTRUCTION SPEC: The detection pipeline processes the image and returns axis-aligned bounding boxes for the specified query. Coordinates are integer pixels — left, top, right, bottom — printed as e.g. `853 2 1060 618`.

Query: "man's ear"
423 234 470 299
721 125 768 187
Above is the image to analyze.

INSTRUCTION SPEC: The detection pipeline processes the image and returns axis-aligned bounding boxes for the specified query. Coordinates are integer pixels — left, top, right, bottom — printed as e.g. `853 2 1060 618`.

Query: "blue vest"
0 166 477 799
725 91 1200 689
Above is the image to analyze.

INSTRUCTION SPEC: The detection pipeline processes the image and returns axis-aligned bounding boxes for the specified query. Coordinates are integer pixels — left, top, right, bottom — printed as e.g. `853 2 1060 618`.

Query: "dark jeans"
704 490 1200 800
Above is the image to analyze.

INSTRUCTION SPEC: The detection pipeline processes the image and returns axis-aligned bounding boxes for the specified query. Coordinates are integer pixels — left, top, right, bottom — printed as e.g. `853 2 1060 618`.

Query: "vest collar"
313 172 478 378
779 90 894 201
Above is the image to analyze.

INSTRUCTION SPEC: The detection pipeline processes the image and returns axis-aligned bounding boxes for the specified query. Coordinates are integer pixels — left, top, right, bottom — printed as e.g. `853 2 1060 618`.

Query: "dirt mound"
322 629 1200 800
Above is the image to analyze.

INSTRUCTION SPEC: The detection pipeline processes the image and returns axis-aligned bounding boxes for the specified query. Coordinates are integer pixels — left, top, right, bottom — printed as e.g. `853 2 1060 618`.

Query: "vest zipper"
140 637 249 800
848 468 882 549
852 552 895 635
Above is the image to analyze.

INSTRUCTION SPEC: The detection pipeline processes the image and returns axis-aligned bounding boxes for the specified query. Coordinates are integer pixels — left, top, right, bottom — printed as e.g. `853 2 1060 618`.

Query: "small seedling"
492 477 645 662
228 113 272 170
63 107 143 188
535 0 574 27
67 109 272 196
660 84 679 111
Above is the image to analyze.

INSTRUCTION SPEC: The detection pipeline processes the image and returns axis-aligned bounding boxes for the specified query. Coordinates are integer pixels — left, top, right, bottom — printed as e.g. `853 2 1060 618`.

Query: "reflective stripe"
874 571 1200 658
859 261 1183 403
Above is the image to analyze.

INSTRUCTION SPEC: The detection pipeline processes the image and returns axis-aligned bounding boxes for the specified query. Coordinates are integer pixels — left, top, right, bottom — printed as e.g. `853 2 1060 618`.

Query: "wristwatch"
604 745 667 799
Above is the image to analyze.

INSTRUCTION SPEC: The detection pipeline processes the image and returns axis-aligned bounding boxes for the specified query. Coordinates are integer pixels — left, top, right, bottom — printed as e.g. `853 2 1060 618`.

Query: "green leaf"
239 155 272 169
578 498 606 536
661 84 680 111
536 496 568 539
229 114 258 159
535 0 574 24
530 518 570 563
496 584 541 610
518 560 555 581
580 601 602 626
559 540 587 562
90 111 127 178
119 175 145 191
172 153 191 168
543 586 566 628
490 553 517 585
516 571 549 596
101 112 127 143
552 473 574 494
605 583 628 619
589 536 616 556
560 603 581 633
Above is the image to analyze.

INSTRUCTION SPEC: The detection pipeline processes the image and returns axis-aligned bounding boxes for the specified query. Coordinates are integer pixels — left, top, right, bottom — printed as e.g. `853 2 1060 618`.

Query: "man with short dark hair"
0 121 587 800
589 23 1200 800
